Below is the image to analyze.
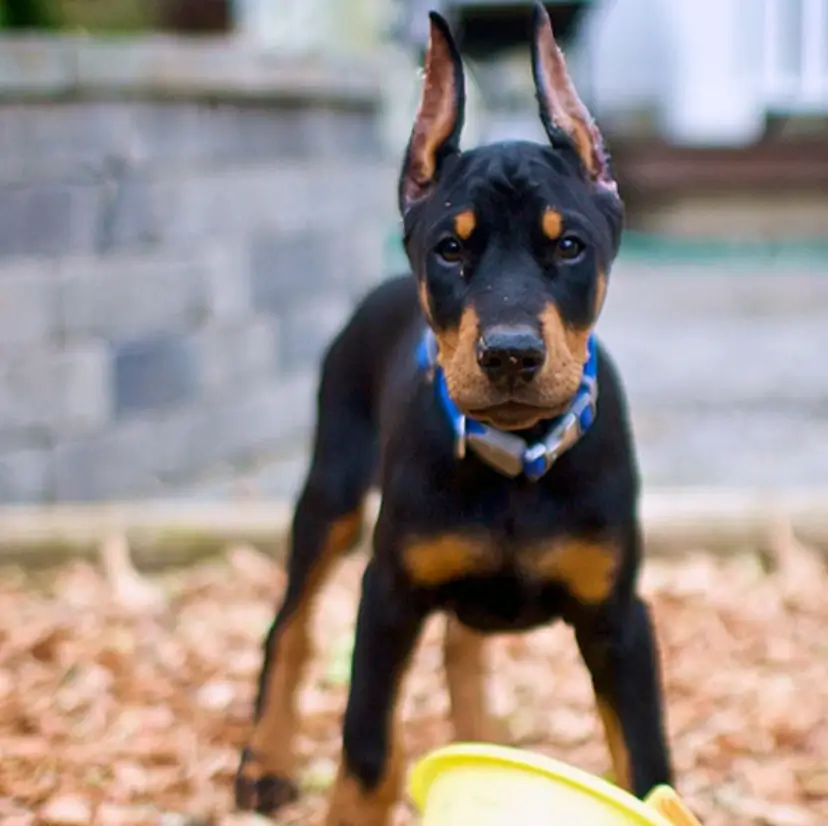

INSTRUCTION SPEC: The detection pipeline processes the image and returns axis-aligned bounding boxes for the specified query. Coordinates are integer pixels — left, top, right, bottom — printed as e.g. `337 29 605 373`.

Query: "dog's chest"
443 574 571 632
402 528 619 607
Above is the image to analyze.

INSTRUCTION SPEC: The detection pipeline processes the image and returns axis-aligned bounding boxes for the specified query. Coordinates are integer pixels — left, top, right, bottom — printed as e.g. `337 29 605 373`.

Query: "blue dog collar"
416 328 599 481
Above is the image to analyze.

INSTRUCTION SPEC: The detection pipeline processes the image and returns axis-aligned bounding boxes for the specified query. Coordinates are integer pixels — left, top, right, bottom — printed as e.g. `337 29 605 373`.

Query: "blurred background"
0 0 826 504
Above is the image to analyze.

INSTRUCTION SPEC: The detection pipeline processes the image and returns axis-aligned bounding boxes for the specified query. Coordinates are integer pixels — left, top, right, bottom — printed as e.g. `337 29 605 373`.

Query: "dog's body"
236 7 673 825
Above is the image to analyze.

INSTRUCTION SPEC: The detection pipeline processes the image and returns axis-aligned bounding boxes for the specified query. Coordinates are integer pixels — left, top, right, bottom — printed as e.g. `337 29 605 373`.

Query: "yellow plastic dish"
408 744 700 826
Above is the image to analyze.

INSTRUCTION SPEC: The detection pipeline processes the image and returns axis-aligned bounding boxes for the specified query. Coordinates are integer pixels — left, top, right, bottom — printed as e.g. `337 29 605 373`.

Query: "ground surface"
1 533 826 826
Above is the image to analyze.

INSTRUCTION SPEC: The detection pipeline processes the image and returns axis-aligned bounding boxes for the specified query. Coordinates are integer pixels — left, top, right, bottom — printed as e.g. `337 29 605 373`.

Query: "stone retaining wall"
0 37 396 502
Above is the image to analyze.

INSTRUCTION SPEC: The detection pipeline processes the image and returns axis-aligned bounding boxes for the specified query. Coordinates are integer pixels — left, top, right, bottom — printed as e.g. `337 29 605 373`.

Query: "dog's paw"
234 747 299 814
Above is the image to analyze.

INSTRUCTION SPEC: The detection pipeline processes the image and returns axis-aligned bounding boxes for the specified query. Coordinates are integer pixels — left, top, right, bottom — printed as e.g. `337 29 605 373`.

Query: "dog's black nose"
476 325 546 386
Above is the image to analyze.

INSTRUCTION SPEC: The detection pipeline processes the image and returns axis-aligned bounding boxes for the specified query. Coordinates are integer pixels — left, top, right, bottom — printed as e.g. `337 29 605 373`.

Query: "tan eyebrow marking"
454 210 476 240
542 208 563 240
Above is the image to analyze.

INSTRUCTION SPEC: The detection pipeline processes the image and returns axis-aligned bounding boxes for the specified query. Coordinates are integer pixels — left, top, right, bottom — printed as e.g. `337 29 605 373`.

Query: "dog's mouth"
468 400 561 431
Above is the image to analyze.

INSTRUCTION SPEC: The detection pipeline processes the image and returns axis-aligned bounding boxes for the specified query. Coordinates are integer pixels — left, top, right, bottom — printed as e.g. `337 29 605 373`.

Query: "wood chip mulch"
1 525 826 826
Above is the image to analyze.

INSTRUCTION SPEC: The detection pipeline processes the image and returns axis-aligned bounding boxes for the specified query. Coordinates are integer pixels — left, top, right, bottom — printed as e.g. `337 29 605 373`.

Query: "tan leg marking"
597 698 632 791
246 510 363 777
325 637 416 826
324 727 404 826
443 615 498 742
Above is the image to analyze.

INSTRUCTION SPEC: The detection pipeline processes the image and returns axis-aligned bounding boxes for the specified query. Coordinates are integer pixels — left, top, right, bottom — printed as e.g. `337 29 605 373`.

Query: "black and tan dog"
236 5 673 824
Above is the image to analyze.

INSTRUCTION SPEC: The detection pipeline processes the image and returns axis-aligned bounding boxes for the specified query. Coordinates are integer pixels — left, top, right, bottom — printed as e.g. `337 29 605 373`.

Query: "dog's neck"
416 328 599 481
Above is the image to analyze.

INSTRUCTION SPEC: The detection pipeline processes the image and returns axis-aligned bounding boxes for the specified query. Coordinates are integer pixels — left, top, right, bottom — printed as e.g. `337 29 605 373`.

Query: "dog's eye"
556 234 586 262
435 236 464 264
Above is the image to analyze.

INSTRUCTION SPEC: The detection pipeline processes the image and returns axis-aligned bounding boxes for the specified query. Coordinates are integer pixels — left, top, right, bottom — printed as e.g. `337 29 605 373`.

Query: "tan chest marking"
402 534 498 587
521 537 620 604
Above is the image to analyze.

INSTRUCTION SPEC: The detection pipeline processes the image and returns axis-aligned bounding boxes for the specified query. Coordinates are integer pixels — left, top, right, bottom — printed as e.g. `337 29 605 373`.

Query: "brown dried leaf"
2 813 36 826
95 804 160 826
99 533 168 615
767 518 826 609
798 767 828 799
39 794 92 825
225 544 276 583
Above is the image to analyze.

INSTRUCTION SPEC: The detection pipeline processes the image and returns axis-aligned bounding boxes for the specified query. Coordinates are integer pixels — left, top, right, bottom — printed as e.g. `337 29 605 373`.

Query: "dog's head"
400 3 624 432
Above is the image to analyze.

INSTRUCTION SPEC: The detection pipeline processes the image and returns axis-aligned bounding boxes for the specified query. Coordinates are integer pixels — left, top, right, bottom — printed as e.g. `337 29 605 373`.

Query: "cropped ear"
399 12 466 216
531 2 616 194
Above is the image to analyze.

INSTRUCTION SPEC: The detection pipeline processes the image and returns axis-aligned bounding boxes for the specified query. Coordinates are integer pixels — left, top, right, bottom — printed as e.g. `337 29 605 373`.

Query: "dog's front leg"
324 559 426 826
574 595 674 799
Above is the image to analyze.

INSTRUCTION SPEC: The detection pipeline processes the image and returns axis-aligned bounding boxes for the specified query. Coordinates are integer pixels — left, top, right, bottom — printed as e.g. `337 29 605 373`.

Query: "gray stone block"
328 223 389 296
206 371 316 463
202 240 252 322
239 453 311 500
114 102 384 170
169 450 311 502
0 106 102 186
96 166 146 253
71 37 381 107
103 164 396 249
147 405 213 482
251 165 393 236
192 315 279 398
52 420 162 501
116 102 226 167
204 371 316 467
126 102 312 166
0 102 136 174
230 106 310 161
101 173 192 249
0 258 60 348
61 342 112 435
0 447 53 503
0 425 51 454
59 253 208 340
249 222 388 314
0 153 98 190
149 370 316 484
0 181 100 257
113 334 198 418
301 109 383 160
249 230 334 310
97 171 156 250
277 294 352 372
0 342 110 434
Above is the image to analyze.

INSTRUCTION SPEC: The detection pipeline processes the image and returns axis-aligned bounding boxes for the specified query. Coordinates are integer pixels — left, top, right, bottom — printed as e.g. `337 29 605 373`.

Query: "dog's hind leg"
235 348 377 815
443 616 501 743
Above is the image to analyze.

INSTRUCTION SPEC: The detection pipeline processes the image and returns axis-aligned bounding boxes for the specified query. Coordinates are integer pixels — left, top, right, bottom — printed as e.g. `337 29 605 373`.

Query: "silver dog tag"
466 427 526 477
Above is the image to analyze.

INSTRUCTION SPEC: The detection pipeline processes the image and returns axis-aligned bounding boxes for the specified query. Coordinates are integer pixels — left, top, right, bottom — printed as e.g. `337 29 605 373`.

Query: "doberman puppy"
236 5 673 824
